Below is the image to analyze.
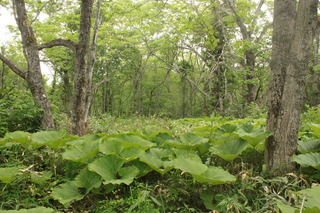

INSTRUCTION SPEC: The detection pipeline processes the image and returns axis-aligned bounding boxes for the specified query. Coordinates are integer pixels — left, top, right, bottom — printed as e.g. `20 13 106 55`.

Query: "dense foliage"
0 111 320 212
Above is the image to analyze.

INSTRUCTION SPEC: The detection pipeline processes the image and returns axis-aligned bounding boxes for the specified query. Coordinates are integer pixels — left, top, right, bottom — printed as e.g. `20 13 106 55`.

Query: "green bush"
0 91 43 137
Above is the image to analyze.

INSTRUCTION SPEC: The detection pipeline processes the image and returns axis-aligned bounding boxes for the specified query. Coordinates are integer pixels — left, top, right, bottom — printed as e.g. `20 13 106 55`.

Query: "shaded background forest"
0 0 319 134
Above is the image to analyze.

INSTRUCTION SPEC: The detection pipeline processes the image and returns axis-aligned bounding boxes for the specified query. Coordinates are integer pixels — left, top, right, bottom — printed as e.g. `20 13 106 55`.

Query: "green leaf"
292 153 320 169
276 202 297 213
296 185 320 208
308 123 320 138
31 130 67 149
298 140 320 154
200 191 215 210
139 148 173 175
99 140 144 161
166 133 208 149
302 207 320 213
108 134 155 150
74 167 102 194
62 140 99 164
30 171 52 184
0 167 22 183
193 166 236 184
0 131 32 147
172 152 207 176
0 207 56 213
51 181 84 207
210 138 249 162
88 155 138 185
236 123 271 147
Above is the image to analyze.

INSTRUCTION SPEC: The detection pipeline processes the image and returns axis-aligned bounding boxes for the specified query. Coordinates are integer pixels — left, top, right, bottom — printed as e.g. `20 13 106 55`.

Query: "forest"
0 0 320 212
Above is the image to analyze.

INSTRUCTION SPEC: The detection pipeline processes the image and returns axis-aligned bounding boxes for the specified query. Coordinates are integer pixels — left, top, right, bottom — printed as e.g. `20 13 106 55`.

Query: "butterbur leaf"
110 134 155 150
308 123 320 138
31 130 67 149
62 140 99 164
172 154 207 176
0 206 56 213
51 181 84 207
166 133 208 149
0 131 31 147
292 153 320 169
193 166 236 184
0 167 22 183
302 207 320 213
74 167 102 194
88 155 137 185
30 171 52 184
216 124 238 134
133 161 153 178
210 138 249 162
298 140 320 153
236 124 271 147
99 141 143 161
296 185 320 208
276 202 297 213
200 191 215 210
139 148 173 175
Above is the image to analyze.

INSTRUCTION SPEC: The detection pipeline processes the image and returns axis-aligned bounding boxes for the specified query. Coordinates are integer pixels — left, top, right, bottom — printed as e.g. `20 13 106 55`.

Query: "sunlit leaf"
109 134 155 150
296 185 320 208
0 206 56 213
62 140 99 164
172 153 207 176
0 167 22 183
236 123 271 147
88 155 138 185
74 167 102 193
292 153 320 169
193 166 236 184
276 202 297 213
31 130 67 149
139 148 173 175
210 138 249 162
0 131 31 147
51 181 84 207
298 140 320 154
30 171 52 184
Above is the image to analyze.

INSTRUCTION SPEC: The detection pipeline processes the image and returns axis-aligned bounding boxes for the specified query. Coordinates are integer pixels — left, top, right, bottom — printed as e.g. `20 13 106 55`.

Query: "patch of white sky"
0 5 53 83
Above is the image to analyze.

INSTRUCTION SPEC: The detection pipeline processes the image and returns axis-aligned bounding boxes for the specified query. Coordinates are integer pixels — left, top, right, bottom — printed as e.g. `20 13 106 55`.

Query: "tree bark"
72 0 94 136
265 0 318 175
0 0 55 130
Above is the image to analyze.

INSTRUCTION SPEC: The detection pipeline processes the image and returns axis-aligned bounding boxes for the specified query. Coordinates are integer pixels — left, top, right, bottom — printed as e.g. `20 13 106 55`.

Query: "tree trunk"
71 0 94 136
265 0 318 175
0 0 55 129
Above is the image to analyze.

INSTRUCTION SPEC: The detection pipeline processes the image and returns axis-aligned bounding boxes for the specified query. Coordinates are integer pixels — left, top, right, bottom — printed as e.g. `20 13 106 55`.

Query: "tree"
0 0 55 129
265 0 318 175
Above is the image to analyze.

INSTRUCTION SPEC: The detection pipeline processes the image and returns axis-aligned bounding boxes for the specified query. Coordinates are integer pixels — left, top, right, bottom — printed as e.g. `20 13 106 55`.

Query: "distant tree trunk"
0 0 55 130
265 0 318 175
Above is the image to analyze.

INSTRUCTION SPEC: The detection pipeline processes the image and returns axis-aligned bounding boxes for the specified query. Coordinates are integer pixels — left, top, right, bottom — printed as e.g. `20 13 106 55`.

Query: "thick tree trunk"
72 0 94 136
0 0 55 129
265 0 318 175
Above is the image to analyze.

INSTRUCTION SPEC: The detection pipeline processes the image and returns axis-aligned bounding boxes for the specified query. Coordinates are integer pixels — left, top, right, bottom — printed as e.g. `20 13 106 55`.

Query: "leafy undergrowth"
0 116 319 212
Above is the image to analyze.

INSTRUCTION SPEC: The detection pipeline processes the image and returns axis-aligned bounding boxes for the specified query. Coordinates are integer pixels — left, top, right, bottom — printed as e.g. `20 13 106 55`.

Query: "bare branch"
0 53 27 79
38 39 77 52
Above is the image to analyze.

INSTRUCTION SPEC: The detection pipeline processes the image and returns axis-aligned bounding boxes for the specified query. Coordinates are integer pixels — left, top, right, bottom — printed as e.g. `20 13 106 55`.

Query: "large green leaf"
292 153 320 169
192 166 236 184
210 138 249 162
235 123 271 147
308 123 320 138
99 140 144 161
173 156 208 175
51 181 84 207
30 171 52 184
62 140 99 164
0 131 32 147
88 155 138 185
139 148 173 175
296 185 320 208
298 140 320 154
277 202 297 213
0 167 22 183
0 207 56 213
166 133 208 149
74 167 102 194
108 134 155 150
31 130 68 149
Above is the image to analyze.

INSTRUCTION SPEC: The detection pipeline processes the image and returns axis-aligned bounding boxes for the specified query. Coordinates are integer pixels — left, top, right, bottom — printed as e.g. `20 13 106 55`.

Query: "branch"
38 39 77 52
0 53 27 79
